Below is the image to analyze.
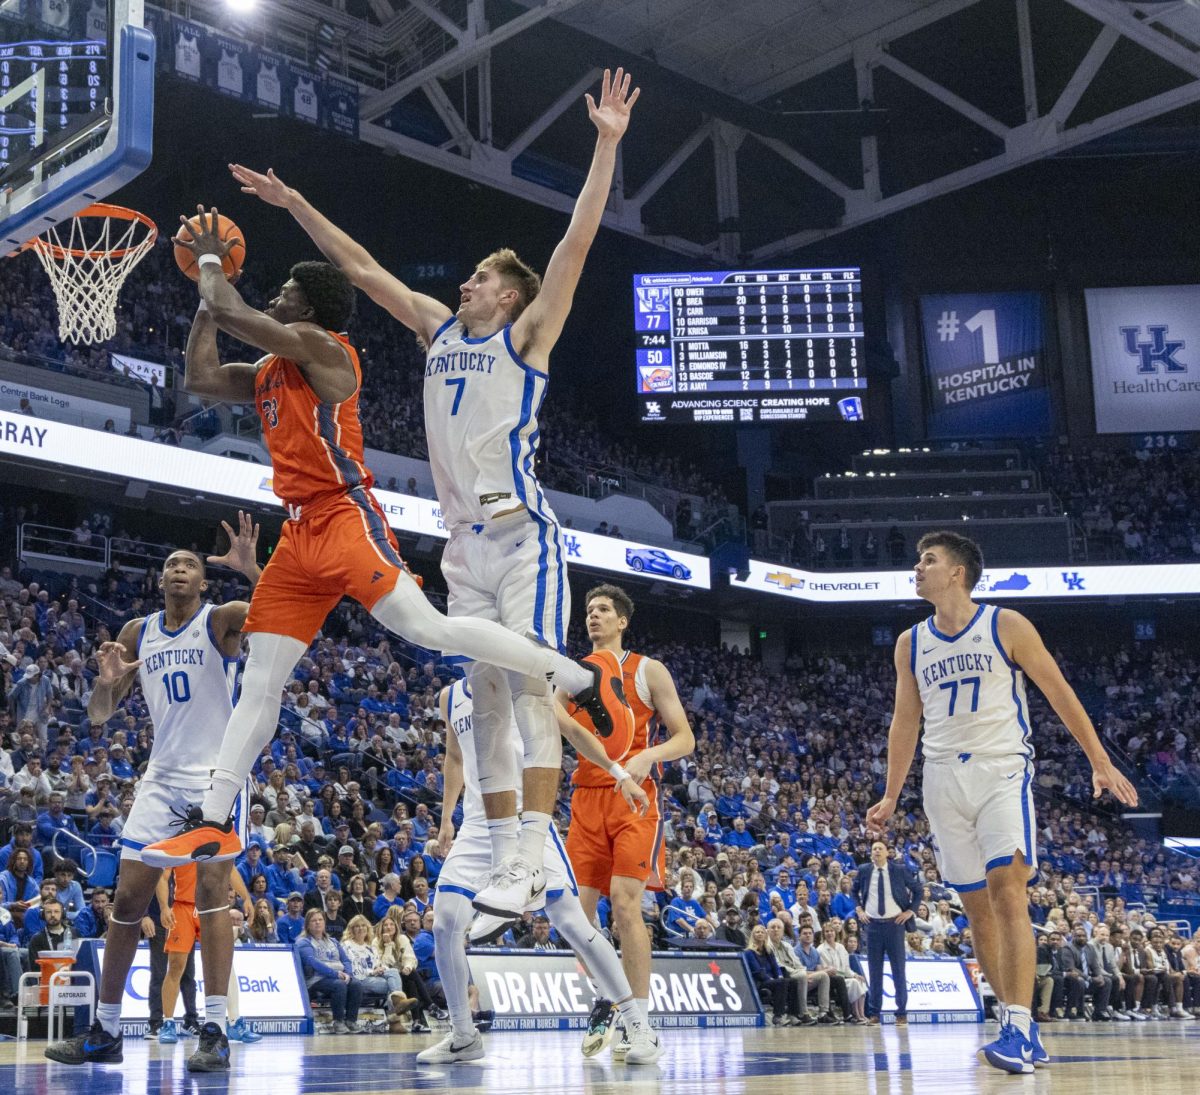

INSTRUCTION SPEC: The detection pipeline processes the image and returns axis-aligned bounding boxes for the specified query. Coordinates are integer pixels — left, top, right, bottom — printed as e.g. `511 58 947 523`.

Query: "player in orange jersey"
158 863 253 1050
143 209 631 869
561 583 694 1059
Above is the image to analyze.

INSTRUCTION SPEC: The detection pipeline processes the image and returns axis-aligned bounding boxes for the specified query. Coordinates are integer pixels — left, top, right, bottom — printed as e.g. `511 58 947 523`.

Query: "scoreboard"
0 0 111 186
634 267 865 425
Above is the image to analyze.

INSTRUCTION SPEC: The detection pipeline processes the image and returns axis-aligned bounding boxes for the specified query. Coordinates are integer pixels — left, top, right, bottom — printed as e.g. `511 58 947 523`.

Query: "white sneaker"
1112 1009 1131 1021
624 1027 663 1066
468 910 518 946
611 1027 631 1061
416 1030 485 1064
472 856 546 918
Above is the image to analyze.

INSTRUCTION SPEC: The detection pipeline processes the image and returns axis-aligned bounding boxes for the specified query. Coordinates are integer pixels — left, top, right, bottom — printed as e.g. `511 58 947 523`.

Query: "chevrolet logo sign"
766 571 805 590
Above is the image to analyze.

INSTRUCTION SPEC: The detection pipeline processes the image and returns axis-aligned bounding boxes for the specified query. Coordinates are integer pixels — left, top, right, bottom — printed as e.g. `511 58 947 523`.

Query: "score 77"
445 377 466 415
938 676 981 717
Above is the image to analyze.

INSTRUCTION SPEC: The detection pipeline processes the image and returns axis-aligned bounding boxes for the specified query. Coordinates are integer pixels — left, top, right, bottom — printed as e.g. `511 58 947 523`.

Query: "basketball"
173 212 245 281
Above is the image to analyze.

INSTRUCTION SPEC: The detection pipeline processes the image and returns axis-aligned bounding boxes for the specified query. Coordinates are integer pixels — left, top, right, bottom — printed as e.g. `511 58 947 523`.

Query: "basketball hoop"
23 203 158 346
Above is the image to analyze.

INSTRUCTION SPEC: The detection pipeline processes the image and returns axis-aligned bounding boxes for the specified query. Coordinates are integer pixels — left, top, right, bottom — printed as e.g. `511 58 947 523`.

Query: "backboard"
0 0 154 254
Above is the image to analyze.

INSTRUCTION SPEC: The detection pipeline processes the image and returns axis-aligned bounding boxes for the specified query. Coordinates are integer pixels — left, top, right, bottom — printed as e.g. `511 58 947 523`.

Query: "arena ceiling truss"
184 0 1200 259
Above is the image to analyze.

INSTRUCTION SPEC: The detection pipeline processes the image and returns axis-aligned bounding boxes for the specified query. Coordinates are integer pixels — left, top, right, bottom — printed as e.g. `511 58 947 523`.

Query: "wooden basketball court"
3 1021 1197 1093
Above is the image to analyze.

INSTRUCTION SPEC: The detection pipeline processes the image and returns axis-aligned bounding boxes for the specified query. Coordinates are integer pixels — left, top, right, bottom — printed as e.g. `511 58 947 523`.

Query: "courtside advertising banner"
1085 285 1200 433
920 292 1053 438
89 942 312 1034
0 411 709 589
734 558 1200 603
467 950 762 1029
858 958 982 1023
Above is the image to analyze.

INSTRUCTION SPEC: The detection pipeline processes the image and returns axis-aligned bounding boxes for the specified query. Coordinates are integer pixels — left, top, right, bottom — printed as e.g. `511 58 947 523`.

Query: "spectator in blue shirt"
831 876 858 922
50 862 86 922
0 906 21 1003
723 817 756 850
403 908 438 982
266 848 303 900
716 781 745 820
35 793 80 846
107 743 135 780
664 877 707 937
373 874 405 921
295 909 362 1032
73 888 111 939
0 824 44 882
237 843 268 891
768 868 794 908
276 893 307 945
16 878 59 944
87 808 122 848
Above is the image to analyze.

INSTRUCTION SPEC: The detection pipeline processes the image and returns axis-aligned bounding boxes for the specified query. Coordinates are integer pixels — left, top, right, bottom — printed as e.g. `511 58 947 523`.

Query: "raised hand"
96 640 141 684
229 163 295 209
207 511 261 576
585 67 640 142
175 205 242 261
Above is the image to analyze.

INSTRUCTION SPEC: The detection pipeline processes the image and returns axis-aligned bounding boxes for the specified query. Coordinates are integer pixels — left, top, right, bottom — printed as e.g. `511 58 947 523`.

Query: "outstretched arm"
865 630 924 831
999 609 1138 807
511 68 640 362
229 164 452 342
209 511 264 654
86 618 144 723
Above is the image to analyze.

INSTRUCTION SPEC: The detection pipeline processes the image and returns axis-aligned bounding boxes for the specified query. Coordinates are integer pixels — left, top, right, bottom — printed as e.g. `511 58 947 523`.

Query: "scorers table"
634 266 865 424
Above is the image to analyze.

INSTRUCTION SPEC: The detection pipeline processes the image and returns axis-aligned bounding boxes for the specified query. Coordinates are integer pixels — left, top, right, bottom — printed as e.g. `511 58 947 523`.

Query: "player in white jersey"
867 530 1137 1075
44 514 262 1072
230 66 641 918
418 677 662 1065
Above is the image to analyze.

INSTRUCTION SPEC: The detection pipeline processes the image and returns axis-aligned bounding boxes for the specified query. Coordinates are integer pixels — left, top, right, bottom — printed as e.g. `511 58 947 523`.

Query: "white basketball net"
28 208 157 345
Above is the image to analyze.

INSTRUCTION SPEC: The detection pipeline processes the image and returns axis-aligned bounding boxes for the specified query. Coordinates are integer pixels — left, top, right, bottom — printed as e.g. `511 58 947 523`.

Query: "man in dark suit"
1051 930 1086 1019
855 840 920 1025
1070 925 1111 1020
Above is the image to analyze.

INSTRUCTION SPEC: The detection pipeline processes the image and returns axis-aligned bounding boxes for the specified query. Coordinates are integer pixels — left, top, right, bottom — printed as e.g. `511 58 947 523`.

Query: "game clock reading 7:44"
633 267 866 425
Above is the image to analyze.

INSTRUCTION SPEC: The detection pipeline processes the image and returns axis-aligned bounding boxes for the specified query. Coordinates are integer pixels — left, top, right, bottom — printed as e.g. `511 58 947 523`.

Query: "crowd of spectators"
1036 442 1200 563
1 539 1198 1029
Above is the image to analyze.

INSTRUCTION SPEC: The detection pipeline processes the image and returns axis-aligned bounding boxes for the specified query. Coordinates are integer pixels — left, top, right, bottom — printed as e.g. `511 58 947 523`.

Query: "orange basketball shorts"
164 901 201 954
244 486 409 645
566 781 665 894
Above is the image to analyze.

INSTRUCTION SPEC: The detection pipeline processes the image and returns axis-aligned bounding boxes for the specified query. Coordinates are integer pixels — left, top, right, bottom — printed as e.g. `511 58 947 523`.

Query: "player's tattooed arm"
229 164 452 344
208 511 262 655
87 618 144 724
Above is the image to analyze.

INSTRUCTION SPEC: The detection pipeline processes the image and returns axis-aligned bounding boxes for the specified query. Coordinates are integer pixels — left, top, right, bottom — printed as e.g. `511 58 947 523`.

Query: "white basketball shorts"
436 822 578 905
923 754 1038 892
119 776 252 863
441 508 571 655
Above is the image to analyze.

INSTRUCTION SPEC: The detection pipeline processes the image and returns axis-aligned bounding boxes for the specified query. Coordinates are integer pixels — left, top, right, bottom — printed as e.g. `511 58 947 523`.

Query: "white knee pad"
467 663 519 796
510 674 562 770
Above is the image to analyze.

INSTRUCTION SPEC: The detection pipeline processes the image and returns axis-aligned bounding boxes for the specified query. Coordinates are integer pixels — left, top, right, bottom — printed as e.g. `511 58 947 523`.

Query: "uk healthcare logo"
1120 325 1187 374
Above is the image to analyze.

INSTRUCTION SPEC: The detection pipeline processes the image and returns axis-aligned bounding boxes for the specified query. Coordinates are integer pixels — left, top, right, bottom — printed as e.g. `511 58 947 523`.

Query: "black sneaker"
45 1021 123 1064
410 1020 432 1034
430 1006 449 1021
817 1012 839 1025
187 1022 231 1072
180 1017 204 1037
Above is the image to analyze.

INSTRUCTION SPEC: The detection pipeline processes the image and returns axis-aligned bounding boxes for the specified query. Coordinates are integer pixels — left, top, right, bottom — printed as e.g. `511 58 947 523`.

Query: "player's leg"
418 891 484 1063
959 887 1006 1004
44 855 161 1063
466 662 521 870
188 859 234 1070
162 950 190 1029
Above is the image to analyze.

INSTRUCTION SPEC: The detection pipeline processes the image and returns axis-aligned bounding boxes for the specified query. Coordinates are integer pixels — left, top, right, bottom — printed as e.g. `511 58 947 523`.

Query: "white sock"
97 1000 122 1036
205 995 228 1027
1008 1004 1032 1038
635 997 651 1028
547 654 591 695
616 997 647 1034
518 812 551 871
486 816 520 870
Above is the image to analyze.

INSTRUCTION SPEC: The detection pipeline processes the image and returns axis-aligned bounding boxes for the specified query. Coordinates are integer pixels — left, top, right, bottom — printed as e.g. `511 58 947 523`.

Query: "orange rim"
23 202 158 260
